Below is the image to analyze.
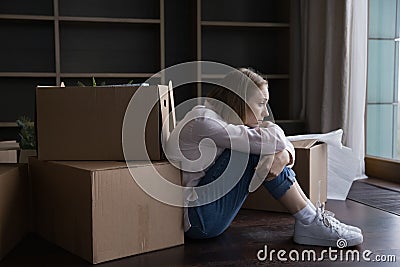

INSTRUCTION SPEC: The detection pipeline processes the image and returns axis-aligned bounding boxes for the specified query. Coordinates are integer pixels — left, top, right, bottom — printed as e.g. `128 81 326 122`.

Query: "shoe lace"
317 201 341 232
315 179 341 232
316 200 336 218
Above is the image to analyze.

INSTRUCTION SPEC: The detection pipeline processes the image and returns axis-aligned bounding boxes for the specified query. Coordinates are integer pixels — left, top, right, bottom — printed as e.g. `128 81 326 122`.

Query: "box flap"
158 85 170 147
291 139 320 149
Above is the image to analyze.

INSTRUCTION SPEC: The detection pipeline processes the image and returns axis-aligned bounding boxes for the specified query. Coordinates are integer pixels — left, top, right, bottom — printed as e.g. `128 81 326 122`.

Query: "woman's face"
244 84 270 127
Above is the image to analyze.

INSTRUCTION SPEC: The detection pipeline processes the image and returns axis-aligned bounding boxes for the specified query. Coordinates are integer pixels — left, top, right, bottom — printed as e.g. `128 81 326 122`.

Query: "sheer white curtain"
346 0 368 179
293 0 368 179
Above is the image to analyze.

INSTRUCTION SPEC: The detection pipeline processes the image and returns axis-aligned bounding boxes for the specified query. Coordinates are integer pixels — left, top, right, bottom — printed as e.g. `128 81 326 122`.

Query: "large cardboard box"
29 158 184 264
243 140 327 212
0 164 29 260
36 85 168 161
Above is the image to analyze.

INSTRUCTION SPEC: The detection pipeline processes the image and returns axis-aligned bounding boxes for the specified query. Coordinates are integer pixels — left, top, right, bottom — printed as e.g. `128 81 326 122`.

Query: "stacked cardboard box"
35 85 165 161
30 159 183 264
0 164 29 260
30 85 184 264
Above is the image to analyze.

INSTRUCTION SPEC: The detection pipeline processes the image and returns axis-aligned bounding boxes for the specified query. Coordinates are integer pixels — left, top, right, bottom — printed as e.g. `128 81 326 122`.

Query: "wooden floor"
1 183 400 266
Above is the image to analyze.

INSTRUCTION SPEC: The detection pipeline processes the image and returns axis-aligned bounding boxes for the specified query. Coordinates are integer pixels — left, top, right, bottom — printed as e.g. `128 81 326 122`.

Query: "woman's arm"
192 117 288 155
258 121 295 167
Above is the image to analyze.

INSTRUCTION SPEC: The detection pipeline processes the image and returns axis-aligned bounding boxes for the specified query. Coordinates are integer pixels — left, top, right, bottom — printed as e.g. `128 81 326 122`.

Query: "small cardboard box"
29 158 184 264
0 164 29 260
0 141 19 163
0 150 17 163
36 85 168 161
243 140 327 212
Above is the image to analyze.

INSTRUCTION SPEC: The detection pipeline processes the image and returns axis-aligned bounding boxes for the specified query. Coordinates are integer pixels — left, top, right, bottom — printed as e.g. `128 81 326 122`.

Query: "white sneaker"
294 204 363 247
316 202 362 234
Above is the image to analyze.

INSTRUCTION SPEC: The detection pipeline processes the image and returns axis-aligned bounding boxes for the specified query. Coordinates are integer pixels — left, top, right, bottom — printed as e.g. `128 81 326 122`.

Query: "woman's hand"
258 120 275 128
266 149 290 181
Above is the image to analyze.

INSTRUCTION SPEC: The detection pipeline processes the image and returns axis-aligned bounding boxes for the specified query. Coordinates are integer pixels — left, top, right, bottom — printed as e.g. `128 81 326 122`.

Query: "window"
367 0 400 160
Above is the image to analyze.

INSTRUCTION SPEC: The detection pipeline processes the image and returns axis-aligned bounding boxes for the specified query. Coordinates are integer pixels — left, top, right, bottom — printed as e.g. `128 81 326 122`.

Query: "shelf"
0 14 54 21
201 0 290 23
0 20 55 72
275 120 306 135
0 0 166 123
0 78 55 121
201 27 290 74
59 0 160 20
59 22 161 73
0 73 161 79
197 0 292 119
262 74 290 79
0 0 53 16
59 16 160 24
201 74 289 79
275 120 305 123
0 72 56 77
197 80 293 120
60 73 160 78
201 21 290 28
0 122 18 128
267 79 290 119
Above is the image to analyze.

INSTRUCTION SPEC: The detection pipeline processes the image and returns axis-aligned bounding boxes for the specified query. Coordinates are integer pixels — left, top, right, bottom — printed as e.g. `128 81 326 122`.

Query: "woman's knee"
275 166 293 178
263 167 297 199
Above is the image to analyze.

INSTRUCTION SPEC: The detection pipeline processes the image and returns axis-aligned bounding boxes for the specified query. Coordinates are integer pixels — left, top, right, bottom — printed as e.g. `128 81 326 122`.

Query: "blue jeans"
185 149 297 239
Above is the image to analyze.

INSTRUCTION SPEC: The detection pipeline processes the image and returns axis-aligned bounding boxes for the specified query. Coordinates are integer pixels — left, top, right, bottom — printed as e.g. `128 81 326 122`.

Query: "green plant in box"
77 77 106 87
76 77 138 87
16 116 36 149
